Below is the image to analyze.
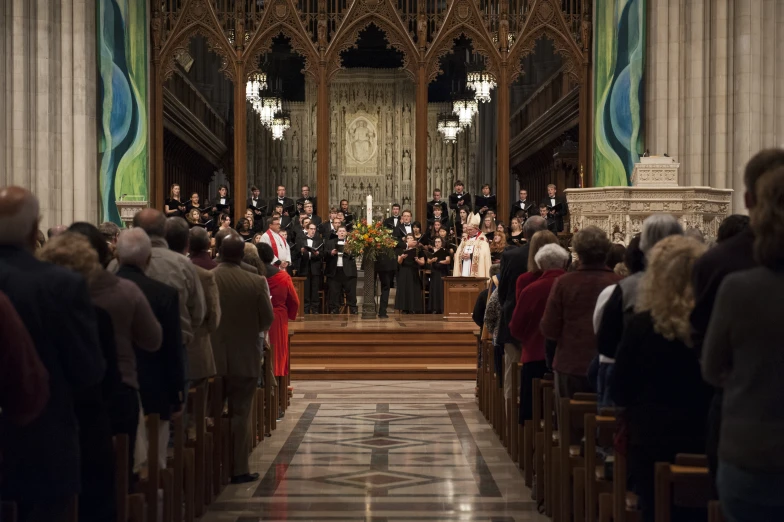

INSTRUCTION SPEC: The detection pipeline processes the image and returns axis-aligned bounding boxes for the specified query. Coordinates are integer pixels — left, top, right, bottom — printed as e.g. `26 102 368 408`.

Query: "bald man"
0 186 104 520
211 235 274 483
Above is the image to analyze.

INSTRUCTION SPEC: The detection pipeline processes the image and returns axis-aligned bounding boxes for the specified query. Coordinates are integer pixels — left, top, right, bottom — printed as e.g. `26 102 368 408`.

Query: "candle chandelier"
245 72 267 105
271 109 291 140
465 53 496 103
246 57 289 140
437 112 461 143
451 83 477 128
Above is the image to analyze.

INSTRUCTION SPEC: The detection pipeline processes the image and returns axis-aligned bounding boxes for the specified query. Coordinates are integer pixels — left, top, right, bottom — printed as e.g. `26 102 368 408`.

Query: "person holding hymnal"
395 234 424 314
449 180 473 217
474 184 497 218
294 223 323 314
539 184 568 233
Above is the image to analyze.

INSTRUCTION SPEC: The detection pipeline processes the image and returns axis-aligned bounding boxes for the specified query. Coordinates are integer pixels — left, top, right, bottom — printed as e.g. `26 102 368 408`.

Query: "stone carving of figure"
581 13 592 53
292 132 300 159
402 151 411 181
417 14 427 49
331 141 337 166
403 106 411 137
386 112 392 134
347 119 376 163
331 110 337 136
445 141 453 166
317 16 327 50
385 147 392 169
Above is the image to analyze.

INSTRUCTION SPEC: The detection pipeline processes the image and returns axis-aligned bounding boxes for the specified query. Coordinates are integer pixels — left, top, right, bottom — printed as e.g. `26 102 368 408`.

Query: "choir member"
490 232 507 264
300 201 322 227
427 189 445 220
507 217 525 246
185 192 209 221
392 209 414 241
510 189 535 222
320 208 340 237
339 199 355 230
247 186 266 220
325 226 358 314
449 180 473 215
296 185 317 216
474 184 496 217
294 222 323 314
539 184 568 232
427 204 450 231
383 203 402 229
481 214 496 242
423 220 445 250
438 228 457 257
454 207 469 238
165 184 186 217
539 204 558 234
186 208 206 228
244 208 261 233
426 237 451 314
214 212 232 237
394 233 424 314
260 216 292 271
235 218 254 242
209 185 233 219
411 221 425 248
267 185 295 217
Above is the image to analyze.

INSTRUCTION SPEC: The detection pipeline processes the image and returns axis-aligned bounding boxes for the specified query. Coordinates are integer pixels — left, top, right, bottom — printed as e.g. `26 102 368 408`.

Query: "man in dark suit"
295 185 317 217
539 204 559 234
115 228 185 465
427 203 451 231
267 185 295 217
474 184 497 218
210 184 233 220
539 184 568 233
510 188 536 222
375 249 398 319
449 180 473 216
339 199 355 231
319 207 339 237
247 186 266 221
0 186 105 521
294 222 324 314
325 226 358 314
300 201 322 227
392 209 414 245
427 189 445 220
321 216 341 241
383 203 402 230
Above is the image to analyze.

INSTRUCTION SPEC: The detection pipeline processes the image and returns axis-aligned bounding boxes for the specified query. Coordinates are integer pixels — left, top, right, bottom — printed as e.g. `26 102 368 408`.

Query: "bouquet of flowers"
344 219 398 263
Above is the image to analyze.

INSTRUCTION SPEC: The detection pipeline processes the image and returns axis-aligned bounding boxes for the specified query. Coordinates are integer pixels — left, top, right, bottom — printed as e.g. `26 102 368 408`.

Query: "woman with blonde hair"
481 213 496 242
610 235 712 521
507 217 524 246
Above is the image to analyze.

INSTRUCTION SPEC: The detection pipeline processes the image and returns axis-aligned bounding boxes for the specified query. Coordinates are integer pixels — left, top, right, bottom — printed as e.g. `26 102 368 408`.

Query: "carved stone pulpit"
631 156 681 187
115 198 149 228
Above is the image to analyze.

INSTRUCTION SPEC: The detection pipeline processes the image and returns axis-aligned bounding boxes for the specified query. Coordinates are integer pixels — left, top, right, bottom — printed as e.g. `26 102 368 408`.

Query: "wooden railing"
165 69 227 142
510 66 575 137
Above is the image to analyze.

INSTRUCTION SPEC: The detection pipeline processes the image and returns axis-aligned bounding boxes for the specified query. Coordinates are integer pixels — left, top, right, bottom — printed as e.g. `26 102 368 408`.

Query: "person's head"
684 227 705 243
214 227 239 253
116 228 152 270
276 185 286 198
220 235 245 264
432 220 442 234
405 233 417 248
547 184 556 197
459 208 468 221
640 214 683 256
454 180 464 194
306 222 317 238
218 185 228 197
243 243 265 275
170 183 181 198
337 226 347 240
47 224 68 239
267 216 281 233
438 228 448 240
433 205 443 217
253 233 263 244
0 187 40 251
751 166 784 269
483 214 494 230
491 232 506 250
38 232 99 281
251 186 260 198
481 184 491 196
432 189 441 200
340 199 349 211
133 208 167 239
534 243 570 271
391 204 401 217
301 185 310 197
401 210 412 224
496 223 505 233
237 218 250 232
245 209 254 222
98 221 121 244
489 263 501 279
539 204 548 218
412 221 421 234
190 192 200 204
636 235 707 345
433 237 443 250
331 217 341 229
461 232 468 242
304 202 313 215
743 148 784 210
218 212 231 228
519 189 528 201
189 226 211 255
527 230 559 272
605 243 627 270
274 203 284 215
279 230 288 242
36 230 45 250
329 207 338 220
523 215 547 241
716 214 750 243
188 208 202 224
510 217 522 232
257 242 275 264
67 222 111 267
624 235 645 274
572 226 611 266
164 217 191 254
302 217 311 230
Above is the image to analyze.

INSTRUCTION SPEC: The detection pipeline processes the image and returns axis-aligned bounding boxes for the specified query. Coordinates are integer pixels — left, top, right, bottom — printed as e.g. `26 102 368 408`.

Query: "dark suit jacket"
116 265 184 419
267 196 295 216
319 222 338 240
294 236 324 276
296 197 317 215
383 215 401 230
325 239 358 277
539 195 568 232
498 243 531 346
449 192 473 213
509 200 536 221
474 194 497 216
375 251 398 273
0 246 104 503
211 197 233 217
247 197 266 217
301 214 322 227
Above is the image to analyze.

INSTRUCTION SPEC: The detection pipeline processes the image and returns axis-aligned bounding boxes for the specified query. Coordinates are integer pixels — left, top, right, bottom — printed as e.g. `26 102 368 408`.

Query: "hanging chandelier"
466 70 496 103
437 113 461 143
245 72 267 104
257 89 281 128
271 109 291 140
452 95 477 128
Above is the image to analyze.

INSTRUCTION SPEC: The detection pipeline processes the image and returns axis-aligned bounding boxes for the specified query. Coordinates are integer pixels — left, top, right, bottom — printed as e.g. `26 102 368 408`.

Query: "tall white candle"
366 194 373 223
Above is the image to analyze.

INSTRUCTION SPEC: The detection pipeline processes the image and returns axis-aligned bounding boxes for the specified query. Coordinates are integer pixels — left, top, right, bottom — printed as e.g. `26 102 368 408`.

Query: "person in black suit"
325 226 358 314
427 189 446 220
115 230 185 457
538 204 558 234
295 185 317 217
0 187 105 521
539 184 568 233
427 203 451 231
294 222 324 314
474 184 497 218
321 216 341 241
339 199 355 230
319 208 339 237
267 185 295 217
300 201 322 227
247 186 266 221
210 185 233 219
510 188 536 222
375 247 397 318
449 180 473 216
383 203 402 230
392 209 414 243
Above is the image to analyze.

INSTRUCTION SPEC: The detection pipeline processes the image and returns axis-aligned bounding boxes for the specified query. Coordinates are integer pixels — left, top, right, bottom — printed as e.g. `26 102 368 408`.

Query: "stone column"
495 62 510 223
233 68 247 225
415 62 428 223
316 63 330 217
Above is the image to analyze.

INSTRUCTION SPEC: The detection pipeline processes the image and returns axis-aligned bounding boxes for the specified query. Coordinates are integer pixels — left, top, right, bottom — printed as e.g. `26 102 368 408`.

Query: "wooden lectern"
291 276 305 321
443 276 487 321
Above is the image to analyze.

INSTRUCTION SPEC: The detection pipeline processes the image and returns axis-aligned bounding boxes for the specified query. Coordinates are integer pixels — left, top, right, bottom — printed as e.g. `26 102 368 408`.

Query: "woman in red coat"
257 243 300 376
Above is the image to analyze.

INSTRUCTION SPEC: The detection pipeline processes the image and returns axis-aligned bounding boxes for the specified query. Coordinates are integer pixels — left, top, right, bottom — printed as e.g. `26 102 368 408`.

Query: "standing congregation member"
539 184 568 233
211 236 274 483
449 180 473 216
258 243 299 378
325 225 358 314
426 236 451 314
541 226 620 403
395 233 425 314
189 226 217 270
0 192 105 522
260 216 292 269
453 214 492 279
702 163 784 522
295 222 324 314
267 185 295 216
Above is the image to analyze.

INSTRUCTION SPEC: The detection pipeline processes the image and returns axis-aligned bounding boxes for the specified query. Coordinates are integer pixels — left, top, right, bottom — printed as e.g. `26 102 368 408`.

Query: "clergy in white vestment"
452 213 491 279
260 216 291 268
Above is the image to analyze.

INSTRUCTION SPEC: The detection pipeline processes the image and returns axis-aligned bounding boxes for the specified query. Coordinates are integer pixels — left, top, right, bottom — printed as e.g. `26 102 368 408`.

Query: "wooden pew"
144 414 161 522
208 377 224 496
532 377 554 505
510 362 520 463
188 384 207 517
654 455 713 522
558 397 597 522
584 414 617 522
543 386 558 519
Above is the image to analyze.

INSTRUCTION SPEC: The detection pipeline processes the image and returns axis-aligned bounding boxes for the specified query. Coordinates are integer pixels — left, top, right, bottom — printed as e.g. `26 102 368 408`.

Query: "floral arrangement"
344 219 398 263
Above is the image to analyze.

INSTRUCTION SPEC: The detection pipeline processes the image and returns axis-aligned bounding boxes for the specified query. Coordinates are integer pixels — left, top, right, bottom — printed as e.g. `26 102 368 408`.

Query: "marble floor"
201 380 547 522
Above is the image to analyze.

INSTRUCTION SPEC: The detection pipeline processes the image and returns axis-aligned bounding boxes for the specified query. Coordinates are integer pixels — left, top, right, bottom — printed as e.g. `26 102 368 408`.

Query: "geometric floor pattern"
200 380 549 521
